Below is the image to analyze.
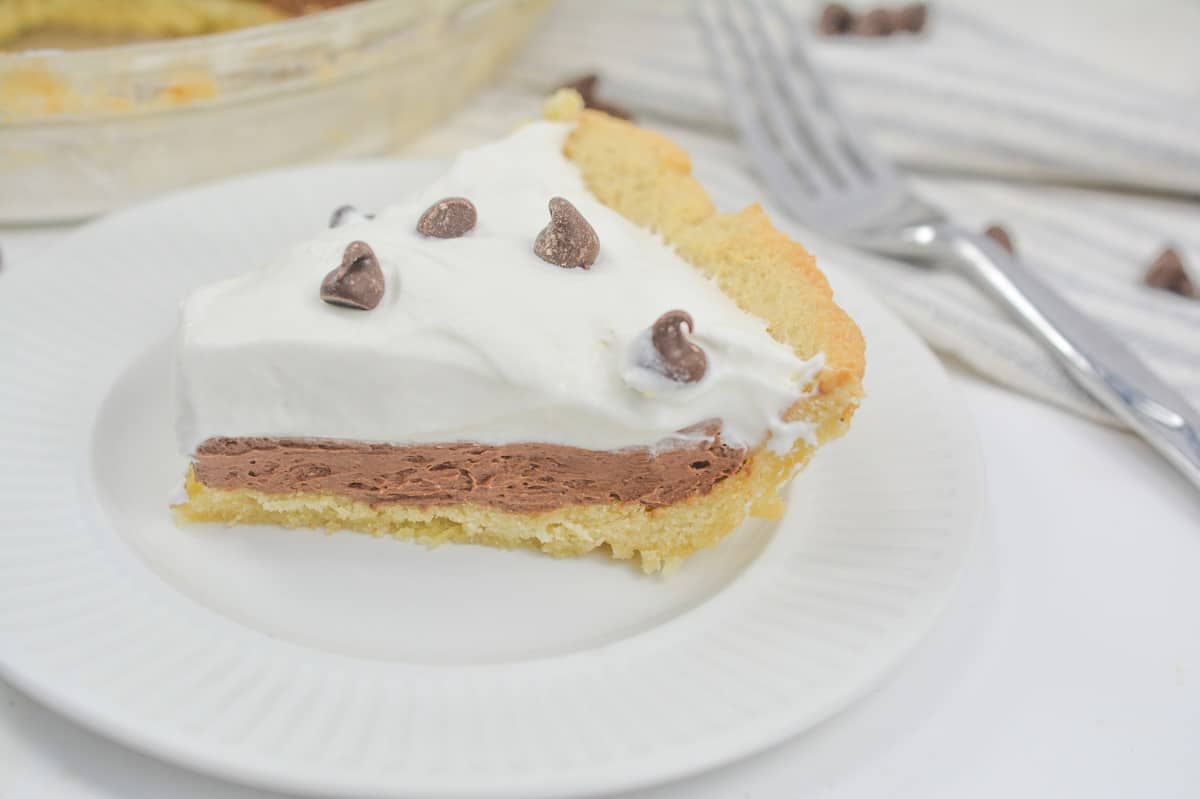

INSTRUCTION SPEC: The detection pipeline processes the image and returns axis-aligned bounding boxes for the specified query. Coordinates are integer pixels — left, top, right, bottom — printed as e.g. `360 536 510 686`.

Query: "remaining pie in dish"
172 90 866 572
0 0 359 49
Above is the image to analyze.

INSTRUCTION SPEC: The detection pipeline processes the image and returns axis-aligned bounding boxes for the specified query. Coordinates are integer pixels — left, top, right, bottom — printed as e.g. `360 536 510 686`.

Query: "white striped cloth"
402 0 1200 426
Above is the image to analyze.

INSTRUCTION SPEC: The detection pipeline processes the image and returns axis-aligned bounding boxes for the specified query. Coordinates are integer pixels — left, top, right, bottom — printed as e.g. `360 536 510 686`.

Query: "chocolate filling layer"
193 434 748 513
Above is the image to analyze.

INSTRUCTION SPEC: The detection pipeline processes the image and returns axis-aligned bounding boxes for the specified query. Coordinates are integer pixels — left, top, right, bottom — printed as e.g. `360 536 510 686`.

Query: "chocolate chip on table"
854 8 895 36
983 224 1015 254
1144 247 1196 298
895 3 928 32
818 3 854 35
650 310 708 383
534 197 600 269
560 73 633 120
416 196 477 238
821 3 930 37
320 240 385 310
329 204 372 228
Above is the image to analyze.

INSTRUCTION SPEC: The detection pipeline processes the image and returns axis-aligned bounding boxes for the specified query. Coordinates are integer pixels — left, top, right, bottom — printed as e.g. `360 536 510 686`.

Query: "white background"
2 0 1199 796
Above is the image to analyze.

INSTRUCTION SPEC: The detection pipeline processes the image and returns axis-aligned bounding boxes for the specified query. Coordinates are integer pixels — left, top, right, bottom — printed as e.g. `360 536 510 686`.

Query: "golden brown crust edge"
561 106 865 424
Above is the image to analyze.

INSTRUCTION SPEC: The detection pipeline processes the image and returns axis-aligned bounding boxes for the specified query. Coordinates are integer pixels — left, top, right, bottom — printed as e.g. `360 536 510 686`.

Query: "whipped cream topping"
175 122 824 455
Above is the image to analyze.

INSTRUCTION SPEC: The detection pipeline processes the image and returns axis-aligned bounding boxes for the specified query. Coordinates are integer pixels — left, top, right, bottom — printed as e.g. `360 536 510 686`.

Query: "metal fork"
695 0 1200 491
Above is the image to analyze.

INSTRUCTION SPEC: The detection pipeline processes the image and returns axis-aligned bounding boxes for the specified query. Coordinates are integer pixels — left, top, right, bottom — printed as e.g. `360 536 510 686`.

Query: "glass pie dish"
0 0 552 222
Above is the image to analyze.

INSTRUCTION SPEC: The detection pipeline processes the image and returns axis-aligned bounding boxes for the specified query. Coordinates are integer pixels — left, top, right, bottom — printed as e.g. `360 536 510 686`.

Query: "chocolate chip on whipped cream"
1144 247 1195 299
416 196 477 238
329 205 372 228
320 240 384 310
534 196 600 269
650 310 708 383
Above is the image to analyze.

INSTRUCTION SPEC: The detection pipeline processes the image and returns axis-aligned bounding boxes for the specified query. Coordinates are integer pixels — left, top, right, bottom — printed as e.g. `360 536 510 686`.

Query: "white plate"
0 162 983 798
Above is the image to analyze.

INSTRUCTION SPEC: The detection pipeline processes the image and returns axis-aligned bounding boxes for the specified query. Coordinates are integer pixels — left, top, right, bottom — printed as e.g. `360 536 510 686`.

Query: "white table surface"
2 0 1199 793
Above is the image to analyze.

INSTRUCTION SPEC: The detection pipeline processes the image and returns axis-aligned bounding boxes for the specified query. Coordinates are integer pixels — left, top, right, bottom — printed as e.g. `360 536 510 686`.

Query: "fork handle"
933 223 1200 491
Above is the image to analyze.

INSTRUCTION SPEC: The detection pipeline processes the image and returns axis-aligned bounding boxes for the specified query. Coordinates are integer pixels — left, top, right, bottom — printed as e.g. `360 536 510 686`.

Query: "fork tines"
694 0 902 230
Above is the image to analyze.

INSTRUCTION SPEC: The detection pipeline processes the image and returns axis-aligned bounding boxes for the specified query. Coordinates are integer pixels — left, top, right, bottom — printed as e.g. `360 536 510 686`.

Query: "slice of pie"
172 90 866 572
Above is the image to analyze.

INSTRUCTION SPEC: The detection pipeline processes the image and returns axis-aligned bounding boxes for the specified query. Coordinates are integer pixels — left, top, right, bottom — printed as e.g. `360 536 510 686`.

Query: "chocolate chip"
534 197 600 269
854 8 894 36
560 73 632 120
983 224 1014 254
1144 248 1195 298
650 310 708 383
819 3 854 34
416 196 477 238
320 240 385 310
329 205 372 228
895 3 928 32
564 74 598 104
